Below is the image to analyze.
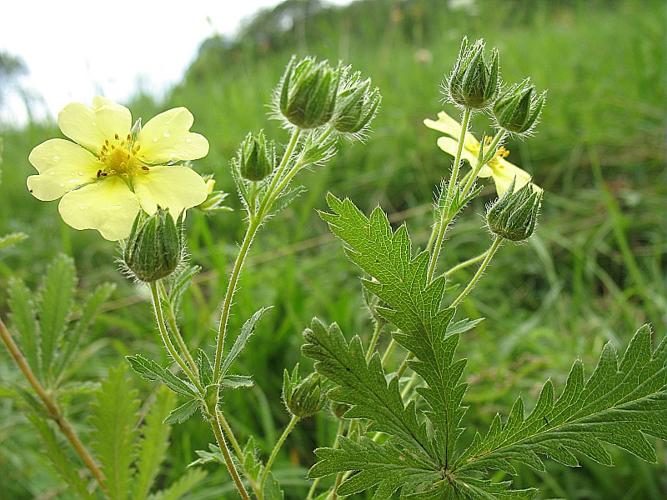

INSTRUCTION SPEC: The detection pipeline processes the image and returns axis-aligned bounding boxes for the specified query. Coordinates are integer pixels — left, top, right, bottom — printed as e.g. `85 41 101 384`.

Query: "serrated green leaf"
219 307 271 379
91 364 141 500
38 254 76 380
126 354 197 396
310 437 439 498
222 374 254 389
7 278 41 376
54 282 115 380
149 468 207 500
303 319 434 460
196 349 214 387
164 398 201 424
0 232 27 251
321 194 467 465
135 388 176 500
456 325 667 476
29 415 94 499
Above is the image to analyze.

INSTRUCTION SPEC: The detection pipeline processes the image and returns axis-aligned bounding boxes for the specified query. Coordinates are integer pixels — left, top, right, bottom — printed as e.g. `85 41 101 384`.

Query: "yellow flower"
27 97 209 240
424 110 537 196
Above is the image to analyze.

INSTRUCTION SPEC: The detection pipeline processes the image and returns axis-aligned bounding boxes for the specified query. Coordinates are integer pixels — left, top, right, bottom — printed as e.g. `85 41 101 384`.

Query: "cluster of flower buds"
486 179 543 241
447 37 499 110
238 130 276 182
445 37 546 138
277 57 380 135
282 364 327 419
493 79 546 135
123 208 183 282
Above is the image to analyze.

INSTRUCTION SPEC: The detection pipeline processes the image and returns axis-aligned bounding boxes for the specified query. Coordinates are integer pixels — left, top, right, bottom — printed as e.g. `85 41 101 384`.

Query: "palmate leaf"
455 325 667 476
320 194 466 466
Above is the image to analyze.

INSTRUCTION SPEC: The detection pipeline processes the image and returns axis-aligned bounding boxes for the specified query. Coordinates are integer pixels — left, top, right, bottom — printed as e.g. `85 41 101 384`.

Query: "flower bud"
282 364 327 419
331 401 350 420
447 37 499 110
197 177 231 213
279 57 340 129
486 180 543 241
239 131 275 181
333 70 381 134
123 208 182 282
493 79 546 135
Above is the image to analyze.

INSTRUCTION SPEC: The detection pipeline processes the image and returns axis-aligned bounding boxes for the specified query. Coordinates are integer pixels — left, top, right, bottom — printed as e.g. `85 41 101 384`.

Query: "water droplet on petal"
52 155 61 161
185 137 192 144
77 171 84 176
162 131 171 138
152 137 159 143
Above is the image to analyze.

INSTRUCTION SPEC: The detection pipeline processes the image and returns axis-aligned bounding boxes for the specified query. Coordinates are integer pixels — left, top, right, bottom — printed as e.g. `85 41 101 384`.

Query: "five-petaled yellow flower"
424 111 536 196
28 97 209 240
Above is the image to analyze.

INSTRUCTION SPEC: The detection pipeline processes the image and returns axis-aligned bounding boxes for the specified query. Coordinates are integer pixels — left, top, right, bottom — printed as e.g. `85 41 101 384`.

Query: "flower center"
98 133 147 178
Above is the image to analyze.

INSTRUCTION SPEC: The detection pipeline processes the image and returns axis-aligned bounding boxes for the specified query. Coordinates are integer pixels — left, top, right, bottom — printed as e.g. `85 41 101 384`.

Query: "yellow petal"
27 139 104 201
58 176 140 241
436 137 479 166
136 108 209 164
58 97 132 152
424 111 479 150
489 157 533 196
133 166 208 216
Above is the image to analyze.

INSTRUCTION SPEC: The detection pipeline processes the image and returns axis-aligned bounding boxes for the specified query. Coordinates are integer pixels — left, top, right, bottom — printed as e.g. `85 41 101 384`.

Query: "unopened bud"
487 180 543 241
493 79 546 135
333 70 381 134
447 37 499 110
279 57 340 129
239 131 275 181
282 364 327 419
123 208 182 282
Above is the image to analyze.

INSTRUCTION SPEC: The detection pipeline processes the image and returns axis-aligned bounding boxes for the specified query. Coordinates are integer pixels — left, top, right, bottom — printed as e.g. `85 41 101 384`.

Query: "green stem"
306 420 345 499
459 129 505 197
209 410 252 500
158 281 199 377
0 318 107 494
213 128 302 382
451 236 503 308
445 250 489 278
426 107 471 281
365 319 385 362
149 282 203 393
259 415 300 496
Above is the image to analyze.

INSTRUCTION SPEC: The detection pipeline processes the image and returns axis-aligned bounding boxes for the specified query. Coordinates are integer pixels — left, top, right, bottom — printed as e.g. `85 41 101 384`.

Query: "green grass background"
1 0 666 497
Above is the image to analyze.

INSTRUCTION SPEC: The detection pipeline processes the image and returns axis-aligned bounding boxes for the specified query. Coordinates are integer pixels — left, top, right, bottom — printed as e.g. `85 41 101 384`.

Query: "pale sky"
0 0 350 125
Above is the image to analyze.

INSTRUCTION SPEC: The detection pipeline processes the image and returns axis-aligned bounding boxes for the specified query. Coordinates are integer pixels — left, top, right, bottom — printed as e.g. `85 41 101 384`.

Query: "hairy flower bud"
282 365 327 419
123 209 182 282
447 37 499 110
333 70 381 134
279 56 340 129
239 131 275 181
487 180 543 241
493 79 546 135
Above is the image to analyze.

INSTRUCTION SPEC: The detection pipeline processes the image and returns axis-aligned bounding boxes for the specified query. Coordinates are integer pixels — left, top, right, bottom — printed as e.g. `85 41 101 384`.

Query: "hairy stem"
209 410 252 500
426 107 472 281
259 414 300 497
445 250 489 277
0 318 107 493
451 235 503 308
213 127 302 382
306 420 345 499
149 282 203 393
158 281 199 377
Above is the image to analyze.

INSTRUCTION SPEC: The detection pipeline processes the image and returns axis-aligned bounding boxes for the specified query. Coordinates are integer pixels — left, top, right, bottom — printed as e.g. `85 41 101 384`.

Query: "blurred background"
1 0 665 498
